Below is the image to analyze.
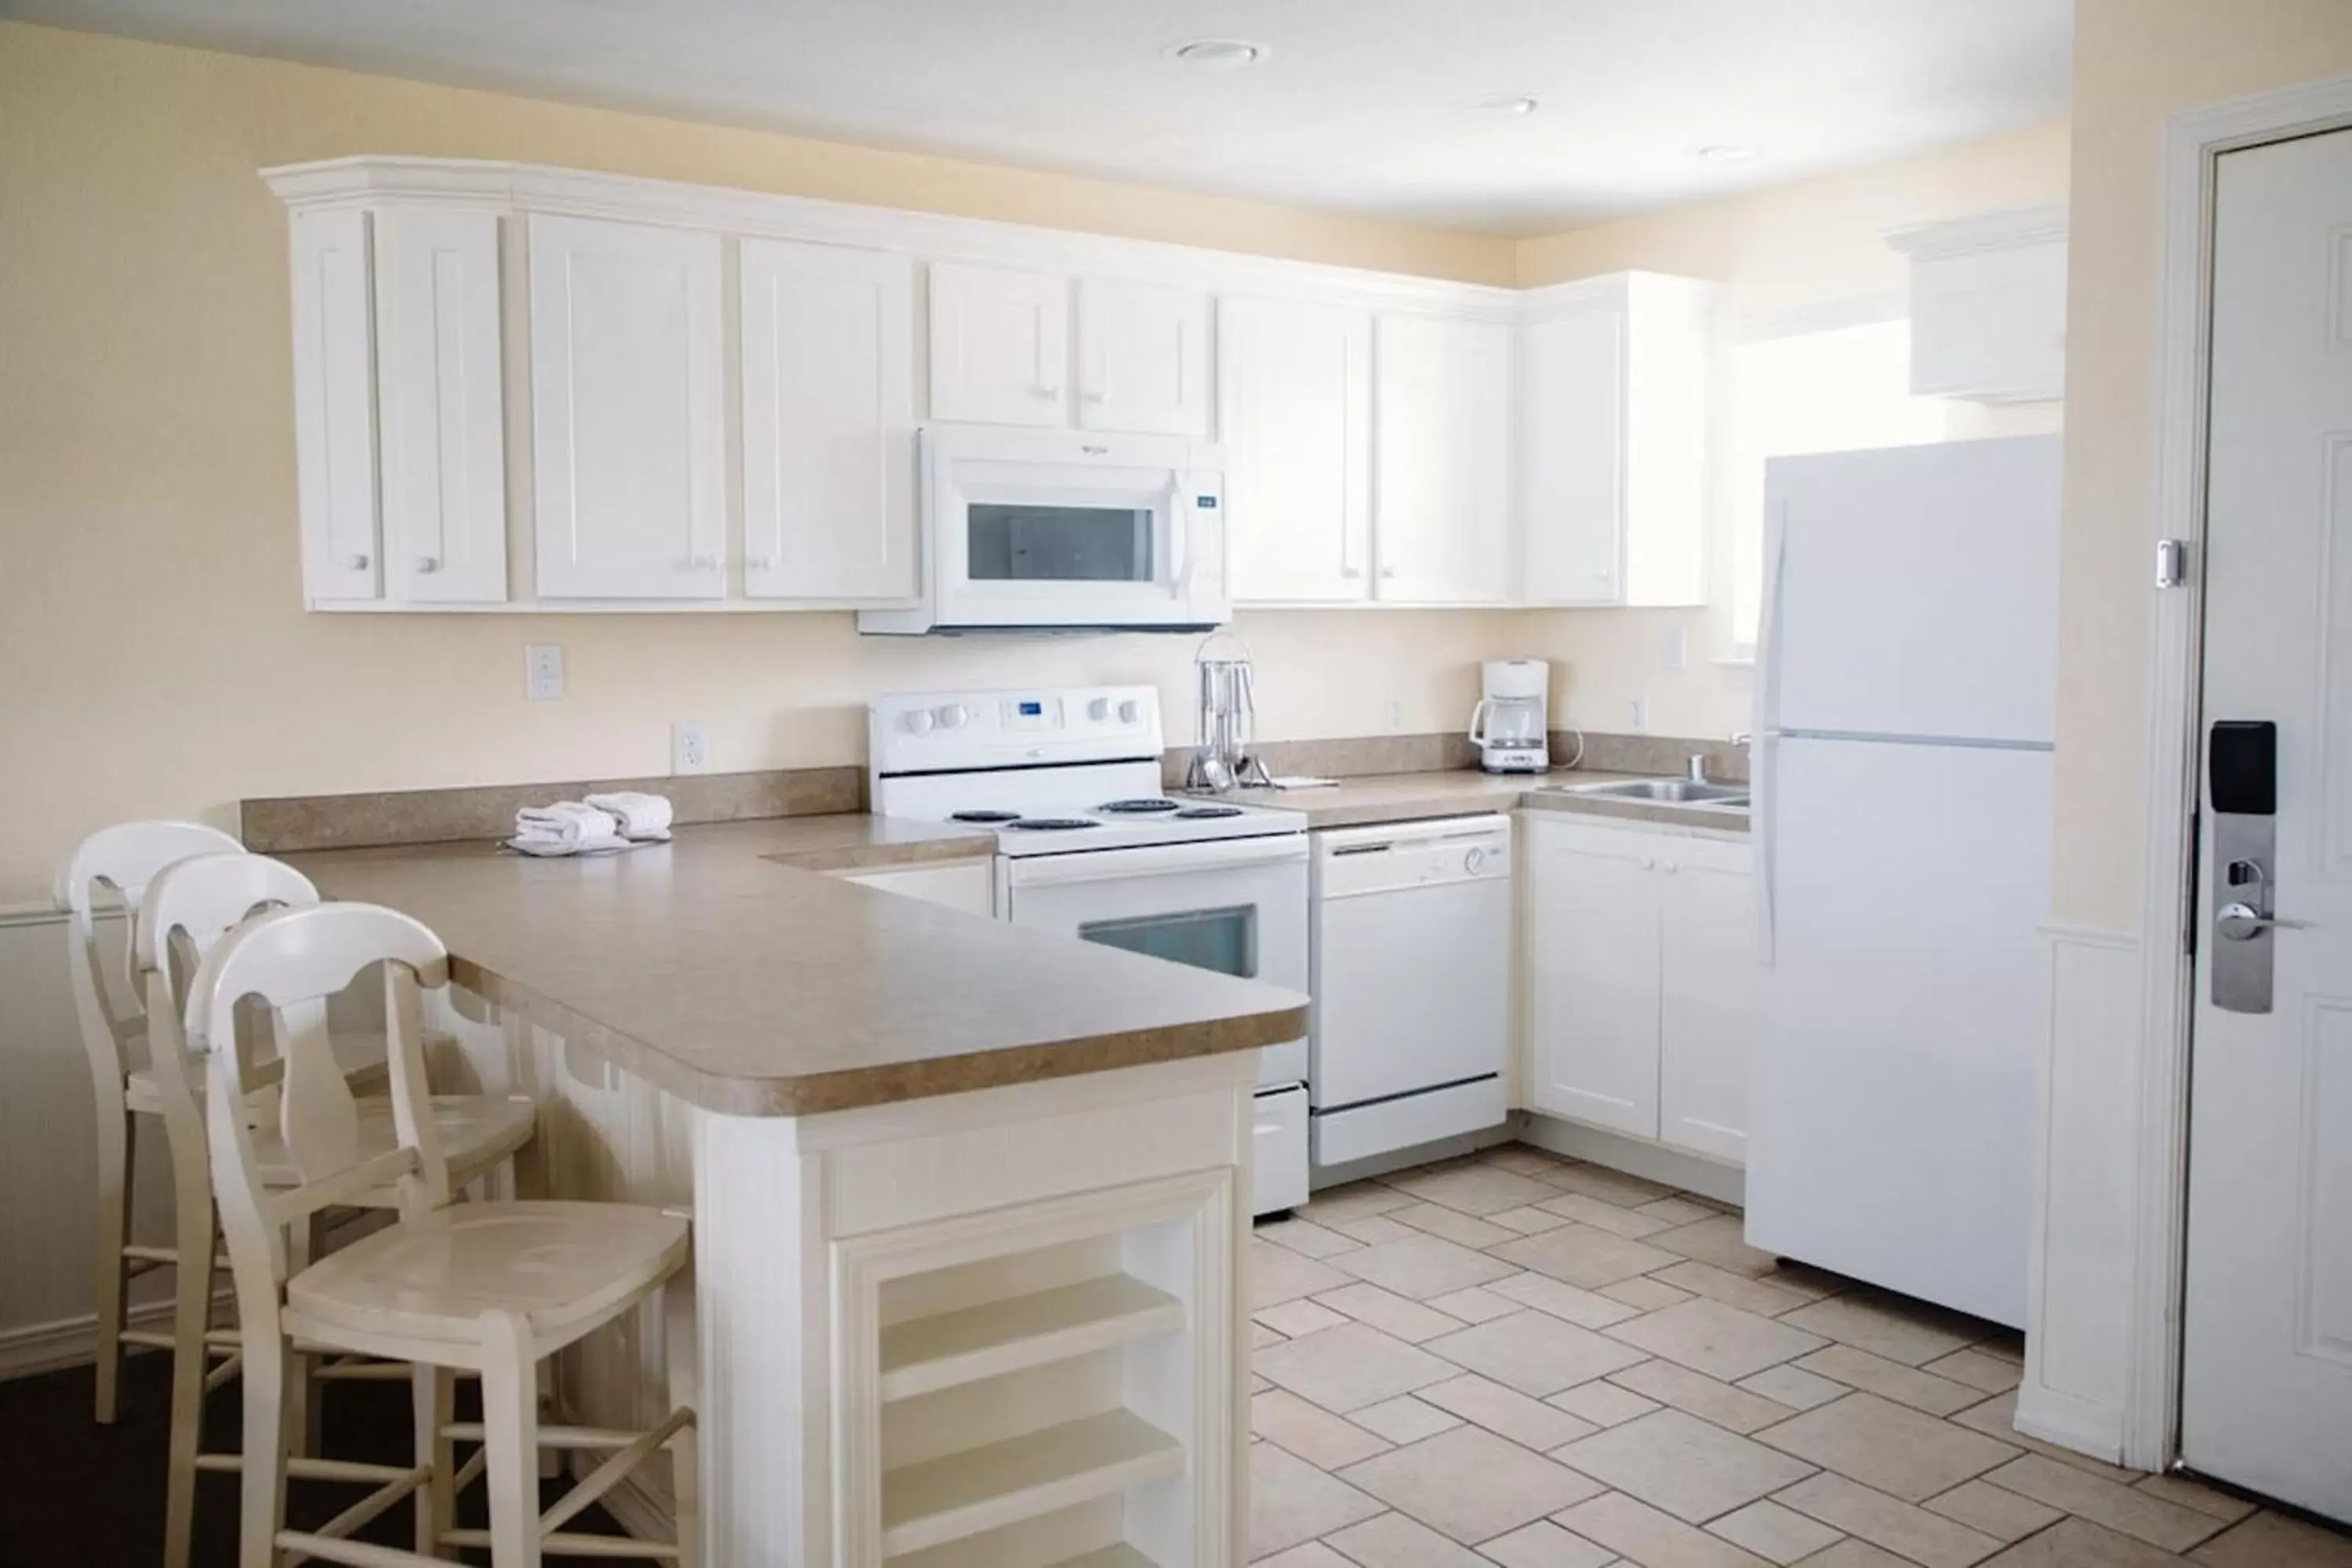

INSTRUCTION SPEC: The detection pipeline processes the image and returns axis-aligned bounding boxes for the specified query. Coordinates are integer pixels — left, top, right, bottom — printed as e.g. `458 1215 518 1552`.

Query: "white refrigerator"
1748 435 2061 1329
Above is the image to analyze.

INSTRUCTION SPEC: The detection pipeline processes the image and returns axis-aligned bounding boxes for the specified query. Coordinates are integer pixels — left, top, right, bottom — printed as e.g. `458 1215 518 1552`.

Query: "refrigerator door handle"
1754 730 1778 967
1752 504 1791 968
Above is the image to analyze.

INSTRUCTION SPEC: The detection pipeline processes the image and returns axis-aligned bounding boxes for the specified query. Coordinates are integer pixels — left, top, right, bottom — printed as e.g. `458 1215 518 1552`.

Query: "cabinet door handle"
344 553 370 571
1640 858 1656 871
748 554 776 572
415 556 441 575
688 554 718 571
1662 862 1680 875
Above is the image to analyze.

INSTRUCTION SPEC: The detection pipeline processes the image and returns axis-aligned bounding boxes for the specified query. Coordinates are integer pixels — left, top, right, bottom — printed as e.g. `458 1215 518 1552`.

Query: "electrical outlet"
1660 627 1687 673
1386 699 1406 731
1628 696 1650 733
524 644 564 702
670 721 710 775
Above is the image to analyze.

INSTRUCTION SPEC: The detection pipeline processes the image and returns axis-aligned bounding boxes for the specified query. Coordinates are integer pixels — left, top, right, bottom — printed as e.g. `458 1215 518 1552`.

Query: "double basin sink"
1541 778 1751 813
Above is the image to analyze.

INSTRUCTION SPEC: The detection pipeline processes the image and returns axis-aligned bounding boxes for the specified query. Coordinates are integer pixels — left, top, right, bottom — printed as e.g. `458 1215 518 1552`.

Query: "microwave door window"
967 503 1155 583
1078 906 1257 978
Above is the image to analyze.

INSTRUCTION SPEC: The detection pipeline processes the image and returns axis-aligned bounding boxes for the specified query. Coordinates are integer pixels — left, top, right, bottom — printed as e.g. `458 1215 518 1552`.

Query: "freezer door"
1761 437 2060 744
1745 736 2052 1327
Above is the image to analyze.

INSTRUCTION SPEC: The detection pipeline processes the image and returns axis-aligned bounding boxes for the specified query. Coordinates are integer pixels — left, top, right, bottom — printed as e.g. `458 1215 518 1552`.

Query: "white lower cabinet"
1524 815 1756 1163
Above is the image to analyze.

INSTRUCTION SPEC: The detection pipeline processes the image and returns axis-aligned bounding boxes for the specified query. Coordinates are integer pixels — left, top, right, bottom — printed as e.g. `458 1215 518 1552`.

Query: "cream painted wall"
2053 0 2352 931
0 22 1541 906
1513 121 2073 743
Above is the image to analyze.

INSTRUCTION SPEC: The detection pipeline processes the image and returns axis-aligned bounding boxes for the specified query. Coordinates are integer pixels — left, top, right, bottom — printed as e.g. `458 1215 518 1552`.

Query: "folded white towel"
583 790 673 841
507 832 632 858
514 801 620 847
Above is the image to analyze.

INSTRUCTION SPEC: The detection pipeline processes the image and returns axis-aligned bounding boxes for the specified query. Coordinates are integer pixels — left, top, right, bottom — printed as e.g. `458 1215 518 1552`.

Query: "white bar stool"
58 819 245 1425
137 851 540 1568
192 902 698 1568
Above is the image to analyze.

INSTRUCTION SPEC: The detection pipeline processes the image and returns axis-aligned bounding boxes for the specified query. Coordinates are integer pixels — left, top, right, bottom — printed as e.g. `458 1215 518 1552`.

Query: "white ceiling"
5 0 2074 234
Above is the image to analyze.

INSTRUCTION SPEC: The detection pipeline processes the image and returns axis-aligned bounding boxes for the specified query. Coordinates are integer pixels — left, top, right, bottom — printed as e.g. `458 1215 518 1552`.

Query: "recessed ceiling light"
1464 94 1541 118
1697 143 1759 162
1171 38 1265 71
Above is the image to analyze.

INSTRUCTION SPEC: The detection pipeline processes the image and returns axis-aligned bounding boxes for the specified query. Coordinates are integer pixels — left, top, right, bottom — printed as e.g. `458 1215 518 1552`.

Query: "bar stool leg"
90 1105 134 1424
480 1309 543 1568
238 1327 290 1568
412 1363 456 1556
665 1271 701 1568
162 1170 216 1568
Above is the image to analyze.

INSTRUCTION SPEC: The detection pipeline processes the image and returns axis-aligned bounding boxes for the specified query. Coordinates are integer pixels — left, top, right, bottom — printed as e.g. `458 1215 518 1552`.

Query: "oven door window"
1079 905 1257 978
967 503 1155 584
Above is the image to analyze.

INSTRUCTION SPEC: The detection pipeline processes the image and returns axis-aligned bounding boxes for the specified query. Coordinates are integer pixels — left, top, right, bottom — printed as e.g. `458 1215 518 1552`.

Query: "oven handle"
1007 833 1307 888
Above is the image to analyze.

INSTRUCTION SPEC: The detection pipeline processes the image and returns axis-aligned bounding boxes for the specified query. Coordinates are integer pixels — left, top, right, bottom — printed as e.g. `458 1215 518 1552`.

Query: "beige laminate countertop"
1194 770 1751 833
290 817 1308 1120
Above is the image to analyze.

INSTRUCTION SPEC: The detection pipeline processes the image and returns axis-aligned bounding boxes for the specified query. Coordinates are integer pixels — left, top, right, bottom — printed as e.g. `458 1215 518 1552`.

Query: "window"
1728 319 1955 650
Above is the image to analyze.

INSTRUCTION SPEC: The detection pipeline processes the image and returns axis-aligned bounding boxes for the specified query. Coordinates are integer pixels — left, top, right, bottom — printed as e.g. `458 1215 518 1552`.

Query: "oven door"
1001 834 1307 1086
926 426 1228 630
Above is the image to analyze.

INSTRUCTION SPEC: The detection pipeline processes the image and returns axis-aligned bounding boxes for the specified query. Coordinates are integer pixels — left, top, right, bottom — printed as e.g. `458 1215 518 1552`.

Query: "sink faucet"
1686 753 1711 784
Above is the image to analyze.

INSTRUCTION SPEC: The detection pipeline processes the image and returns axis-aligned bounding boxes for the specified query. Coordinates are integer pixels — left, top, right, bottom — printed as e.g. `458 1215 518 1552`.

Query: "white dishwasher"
1310 814 1513 1169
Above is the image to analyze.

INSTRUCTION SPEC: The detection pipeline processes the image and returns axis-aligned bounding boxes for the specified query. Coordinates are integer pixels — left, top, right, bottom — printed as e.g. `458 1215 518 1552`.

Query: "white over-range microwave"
858 425 1229 635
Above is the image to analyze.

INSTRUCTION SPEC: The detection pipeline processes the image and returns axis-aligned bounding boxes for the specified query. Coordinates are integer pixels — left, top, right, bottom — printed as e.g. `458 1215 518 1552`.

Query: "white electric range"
869 685 1310 1215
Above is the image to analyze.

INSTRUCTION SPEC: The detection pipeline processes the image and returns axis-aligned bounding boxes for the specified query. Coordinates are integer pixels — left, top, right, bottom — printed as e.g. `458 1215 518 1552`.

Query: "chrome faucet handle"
1730 731 1755 746
1686 753 1711 784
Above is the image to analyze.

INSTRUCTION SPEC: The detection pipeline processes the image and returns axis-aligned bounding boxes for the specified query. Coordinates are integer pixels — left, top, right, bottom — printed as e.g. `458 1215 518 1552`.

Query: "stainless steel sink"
1548 779 1751 808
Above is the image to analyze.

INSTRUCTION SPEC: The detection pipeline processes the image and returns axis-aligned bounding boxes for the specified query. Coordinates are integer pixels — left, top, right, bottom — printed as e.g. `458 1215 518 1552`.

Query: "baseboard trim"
1515 1112 1745 1207
0 1291 234 1381
2013 1379 2128 1466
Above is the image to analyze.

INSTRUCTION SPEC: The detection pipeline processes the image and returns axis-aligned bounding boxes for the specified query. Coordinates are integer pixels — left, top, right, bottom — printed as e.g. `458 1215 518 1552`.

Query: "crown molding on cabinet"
260 156 1523 320
1882 201 2068 260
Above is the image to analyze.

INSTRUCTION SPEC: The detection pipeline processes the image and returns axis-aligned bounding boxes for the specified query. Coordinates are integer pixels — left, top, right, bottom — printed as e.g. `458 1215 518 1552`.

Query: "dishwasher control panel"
1313 815 1513 899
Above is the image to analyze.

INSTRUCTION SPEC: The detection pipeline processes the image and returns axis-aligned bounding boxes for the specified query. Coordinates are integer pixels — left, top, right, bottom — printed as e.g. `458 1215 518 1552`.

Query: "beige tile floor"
1246 1142 2352 1568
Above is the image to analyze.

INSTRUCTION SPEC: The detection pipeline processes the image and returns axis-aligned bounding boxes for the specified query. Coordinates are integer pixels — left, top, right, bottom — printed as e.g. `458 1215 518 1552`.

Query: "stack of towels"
508 792 674 857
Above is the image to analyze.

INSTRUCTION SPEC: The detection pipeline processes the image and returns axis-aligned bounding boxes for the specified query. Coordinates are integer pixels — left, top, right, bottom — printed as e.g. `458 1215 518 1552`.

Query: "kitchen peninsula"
292 816 1308 1567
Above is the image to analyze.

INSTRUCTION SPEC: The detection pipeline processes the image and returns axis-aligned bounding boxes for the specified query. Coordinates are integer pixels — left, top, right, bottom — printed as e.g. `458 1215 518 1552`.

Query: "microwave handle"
1170 477 1189 588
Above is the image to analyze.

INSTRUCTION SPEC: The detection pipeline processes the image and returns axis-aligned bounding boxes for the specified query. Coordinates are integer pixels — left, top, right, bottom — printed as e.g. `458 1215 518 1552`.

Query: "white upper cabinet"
528 214 727 600
375 207 507 604
1519 273 1713 608
1888 205 2067 404
289 208 382 604
927 260 1071 426
1221 294 1373 604
1373 311 1512 604
1076 277 1212 437
739 238 918 603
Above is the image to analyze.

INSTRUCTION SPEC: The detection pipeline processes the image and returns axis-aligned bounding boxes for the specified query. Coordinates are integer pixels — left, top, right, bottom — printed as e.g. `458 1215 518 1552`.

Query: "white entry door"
2181 125 2352 1523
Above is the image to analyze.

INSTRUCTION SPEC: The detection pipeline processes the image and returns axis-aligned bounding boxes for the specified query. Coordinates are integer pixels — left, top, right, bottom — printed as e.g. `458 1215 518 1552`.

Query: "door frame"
2129 72 2352 1473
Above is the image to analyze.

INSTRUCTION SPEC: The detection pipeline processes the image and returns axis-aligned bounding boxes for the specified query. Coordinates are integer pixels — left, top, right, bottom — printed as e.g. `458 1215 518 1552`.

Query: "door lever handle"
2216 902 2312 940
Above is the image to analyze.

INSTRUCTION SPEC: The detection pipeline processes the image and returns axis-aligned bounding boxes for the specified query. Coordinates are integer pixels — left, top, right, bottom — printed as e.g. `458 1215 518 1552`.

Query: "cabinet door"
528 215 725 600
376 208 507 604
1373 312 1512 603
927 260 1069 426
1519 303 1627 605
1220 294 1372 603
1076 276 1210 436
1658 839 1757 1163
740 238 917 602
1909 240 2067 403
1525 821 1663 1138
290 208 381 604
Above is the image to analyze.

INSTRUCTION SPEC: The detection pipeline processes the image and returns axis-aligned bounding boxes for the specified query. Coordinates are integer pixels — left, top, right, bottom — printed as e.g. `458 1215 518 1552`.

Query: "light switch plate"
1661 627 1687 672
524 644 564 702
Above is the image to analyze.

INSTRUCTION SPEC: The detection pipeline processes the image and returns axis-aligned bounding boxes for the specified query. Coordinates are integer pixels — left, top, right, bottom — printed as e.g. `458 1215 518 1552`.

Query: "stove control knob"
1117 699 1140 724
1464 847 1486 875
902 709 935 736
1087 697 1111 722
937 703 971 731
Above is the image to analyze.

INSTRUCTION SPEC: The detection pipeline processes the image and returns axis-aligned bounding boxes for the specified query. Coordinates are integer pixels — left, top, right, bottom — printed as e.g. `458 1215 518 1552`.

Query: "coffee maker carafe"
1470 659 1550 775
